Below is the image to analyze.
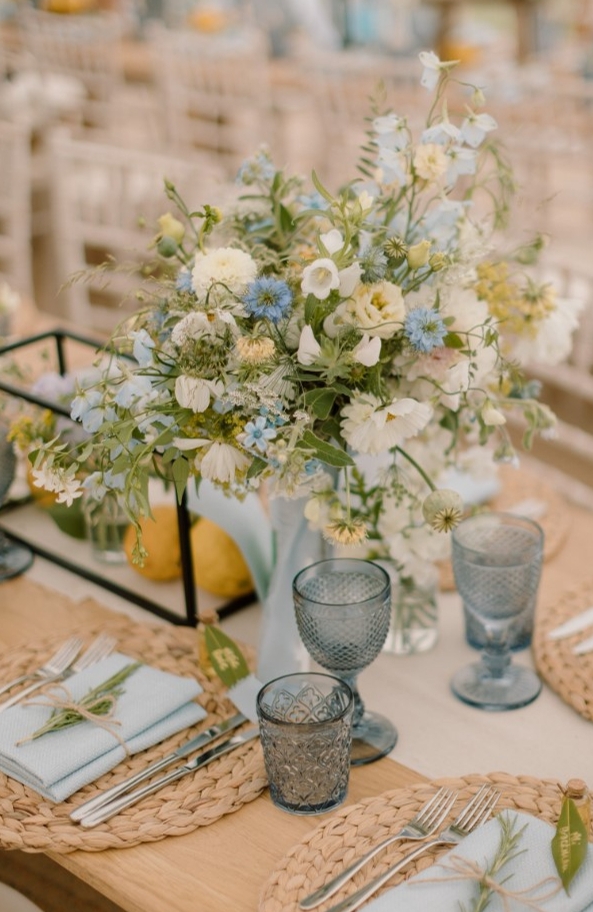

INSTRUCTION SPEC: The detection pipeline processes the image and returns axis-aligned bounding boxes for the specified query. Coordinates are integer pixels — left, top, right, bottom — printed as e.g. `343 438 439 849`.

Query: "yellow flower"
323 517 368 546
157 213 185 244
407 240 432 269
235 336 276 364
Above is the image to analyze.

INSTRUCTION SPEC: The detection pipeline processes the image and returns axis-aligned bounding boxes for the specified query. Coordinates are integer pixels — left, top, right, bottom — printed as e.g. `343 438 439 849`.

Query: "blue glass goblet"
293 558 397 765
451 512 544 711
0 425 33 580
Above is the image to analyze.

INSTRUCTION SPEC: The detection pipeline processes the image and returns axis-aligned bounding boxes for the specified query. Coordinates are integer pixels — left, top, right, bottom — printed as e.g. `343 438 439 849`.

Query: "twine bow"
414 854 562 911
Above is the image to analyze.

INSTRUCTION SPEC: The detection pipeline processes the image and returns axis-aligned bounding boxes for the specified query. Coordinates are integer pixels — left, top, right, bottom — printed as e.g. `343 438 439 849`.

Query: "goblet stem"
480 637 511 679
339 673 364 728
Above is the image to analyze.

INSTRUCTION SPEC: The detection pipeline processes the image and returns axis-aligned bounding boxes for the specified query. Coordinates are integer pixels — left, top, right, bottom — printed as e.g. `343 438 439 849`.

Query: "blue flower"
176 268 194 293
404 308 447 353
297 191 329 211
236 150 275 185
242 277 293 324
242 416 277 453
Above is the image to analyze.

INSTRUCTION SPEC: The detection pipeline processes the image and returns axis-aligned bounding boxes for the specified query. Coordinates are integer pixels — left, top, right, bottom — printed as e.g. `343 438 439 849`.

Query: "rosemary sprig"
17 662 142 744
460 814 527 912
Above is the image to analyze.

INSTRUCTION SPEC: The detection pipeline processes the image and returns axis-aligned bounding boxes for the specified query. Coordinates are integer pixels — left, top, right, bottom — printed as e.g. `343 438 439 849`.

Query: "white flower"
510 295 584 366
344 281 406 338
320 229 344 255
376 147 409 186
199 441 250 483
461 111 498 148
191 247 257 296
352 334 381 366
31 464 83 507
171 312 216 344
414 143 448 182
301 258 340 300
175 376 223 412
373 114 409 151
297 325 321 365
341 393 432 455
418 51 458 91
339 262 363 297
482 403 506 426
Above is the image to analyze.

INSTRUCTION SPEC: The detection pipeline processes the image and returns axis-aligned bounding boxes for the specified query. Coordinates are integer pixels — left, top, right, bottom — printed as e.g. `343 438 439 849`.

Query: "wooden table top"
0 579 425 912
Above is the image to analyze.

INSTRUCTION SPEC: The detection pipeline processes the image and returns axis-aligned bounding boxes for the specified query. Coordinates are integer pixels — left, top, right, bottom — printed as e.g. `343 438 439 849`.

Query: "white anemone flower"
341 393 432 455
301 258 340 300
175 376 224 412
297 325 321 365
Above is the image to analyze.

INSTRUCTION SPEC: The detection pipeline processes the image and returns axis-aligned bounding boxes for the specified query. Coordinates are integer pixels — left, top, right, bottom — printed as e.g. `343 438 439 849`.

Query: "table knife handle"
69 752 176 821
80 764 191 827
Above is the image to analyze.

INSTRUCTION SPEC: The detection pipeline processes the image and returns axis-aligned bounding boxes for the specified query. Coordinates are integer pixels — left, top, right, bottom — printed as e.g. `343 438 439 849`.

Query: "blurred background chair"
0 120 33 299
47 129 228 332
146 22 273 177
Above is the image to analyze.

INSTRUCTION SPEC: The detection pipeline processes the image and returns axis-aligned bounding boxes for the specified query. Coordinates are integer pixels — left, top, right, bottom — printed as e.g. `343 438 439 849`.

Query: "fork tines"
453 784 500 829
416 786 457 829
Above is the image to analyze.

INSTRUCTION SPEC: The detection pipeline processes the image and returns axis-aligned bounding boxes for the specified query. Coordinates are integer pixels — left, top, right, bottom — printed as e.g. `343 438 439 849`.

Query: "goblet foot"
451 662 542 711
351 711 397 766
0 535 34 580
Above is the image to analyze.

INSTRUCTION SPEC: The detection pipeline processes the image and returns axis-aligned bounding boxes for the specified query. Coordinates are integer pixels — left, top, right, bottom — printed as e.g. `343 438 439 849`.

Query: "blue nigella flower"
242 416 277 453
242 277 293 324
404 307 447 353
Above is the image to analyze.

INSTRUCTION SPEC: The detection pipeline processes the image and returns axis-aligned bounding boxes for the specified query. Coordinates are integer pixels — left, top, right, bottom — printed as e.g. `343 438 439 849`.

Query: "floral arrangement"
30 53 581 587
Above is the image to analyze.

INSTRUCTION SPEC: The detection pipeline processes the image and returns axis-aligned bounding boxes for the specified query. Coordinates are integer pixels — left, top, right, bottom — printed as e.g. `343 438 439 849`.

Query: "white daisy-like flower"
31 464 83 507
199 441 250 483
510 294 583 367
171 312 217 345
341 393 432 455
191 247 257 296
175 376 224 412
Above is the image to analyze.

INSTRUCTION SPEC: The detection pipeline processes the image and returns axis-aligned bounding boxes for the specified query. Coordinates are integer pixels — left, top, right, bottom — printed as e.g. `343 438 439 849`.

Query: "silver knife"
547 606 593 640
70 712 248 822
79 726 260 828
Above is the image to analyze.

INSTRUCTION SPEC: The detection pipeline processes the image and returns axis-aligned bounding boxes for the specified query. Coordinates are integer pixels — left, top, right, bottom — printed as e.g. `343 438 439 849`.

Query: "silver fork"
0 636 83 699
299 787 458 910
0 633 118 713
323 785 500 912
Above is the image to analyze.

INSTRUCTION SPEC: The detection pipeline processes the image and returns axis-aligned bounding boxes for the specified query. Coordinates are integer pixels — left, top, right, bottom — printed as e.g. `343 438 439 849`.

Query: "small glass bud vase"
383 572 438 656
83 491 129 565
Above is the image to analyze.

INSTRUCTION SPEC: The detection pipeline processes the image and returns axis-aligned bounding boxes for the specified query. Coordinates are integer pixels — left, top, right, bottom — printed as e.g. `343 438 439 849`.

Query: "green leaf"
246 455 267 479
444 332 465 350
304 295 318 325
203 626 250 687
278 203 294 234
311 170 335 204
171 457 190 502
302 388 337 420
551 796 589 893
296 430 354 467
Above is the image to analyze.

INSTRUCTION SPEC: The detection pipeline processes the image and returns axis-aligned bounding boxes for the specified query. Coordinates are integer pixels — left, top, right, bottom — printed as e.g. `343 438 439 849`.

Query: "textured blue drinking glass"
451 512 544 711
293 558 397 765
256 672 353 815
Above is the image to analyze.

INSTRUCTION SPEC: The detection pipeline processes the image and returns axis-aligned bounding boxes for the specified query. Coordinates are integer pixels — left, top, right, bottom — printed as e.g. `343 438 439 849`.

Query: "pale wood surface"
0 579 425 912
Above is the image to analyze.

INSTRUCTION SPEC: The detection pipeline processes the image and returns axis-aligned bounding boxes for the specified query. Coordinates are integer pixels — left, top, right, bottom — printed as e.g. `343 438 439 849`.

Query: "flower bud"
429 252 447 272
158 212 185 244
422 489 464 533
157 235 179 258
407 239 431 269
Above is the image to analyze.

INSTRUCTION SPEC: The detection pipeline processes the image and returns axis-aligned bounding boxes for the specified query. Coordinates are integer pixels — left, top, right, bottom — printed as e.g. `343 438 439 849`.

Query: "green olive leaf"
551 796 589 893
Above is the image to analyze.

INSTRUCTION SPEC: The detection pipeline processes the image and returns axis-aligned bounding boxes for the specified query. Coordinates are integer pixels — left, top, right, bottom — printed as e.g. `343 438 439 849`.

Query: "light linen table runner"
365 811 593 912
0 652 206 801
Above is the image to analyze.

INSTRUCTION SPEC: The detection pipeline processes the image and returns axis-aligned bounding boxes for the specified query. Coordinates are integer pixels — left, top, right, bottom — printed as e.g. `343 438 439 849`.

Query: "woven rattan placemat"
533 577 593 722
259 772 564 912
0 612 266 854
438 465 570 591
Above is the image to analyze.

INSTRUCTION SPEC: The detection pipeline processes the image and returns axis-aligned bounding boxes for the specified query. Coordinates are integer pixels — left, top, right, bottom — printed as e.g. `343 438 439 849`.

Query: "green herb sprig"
462 813 527 912
17 662 142 744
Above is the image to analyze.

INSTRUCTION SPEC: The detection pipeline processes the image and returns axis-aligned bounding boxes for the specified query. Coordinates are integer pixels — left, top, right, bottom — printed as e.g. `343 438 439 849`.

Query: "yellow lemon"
123 505 182 581
190 518 254 598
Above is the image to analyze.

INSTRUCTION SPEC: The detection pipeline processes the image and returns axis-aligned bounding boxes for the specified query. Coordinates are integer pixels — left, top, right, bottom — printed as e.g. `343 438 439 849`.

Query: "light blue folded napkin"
365 811 593 912
0 652 206 802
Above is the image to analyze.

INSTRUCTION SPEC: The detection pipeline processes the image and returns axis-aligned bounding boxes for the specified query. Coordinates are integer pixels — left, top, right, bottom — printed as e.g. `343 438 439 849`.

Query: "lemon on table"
123 507 254 598
190 518 254 599
123 505 182 581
